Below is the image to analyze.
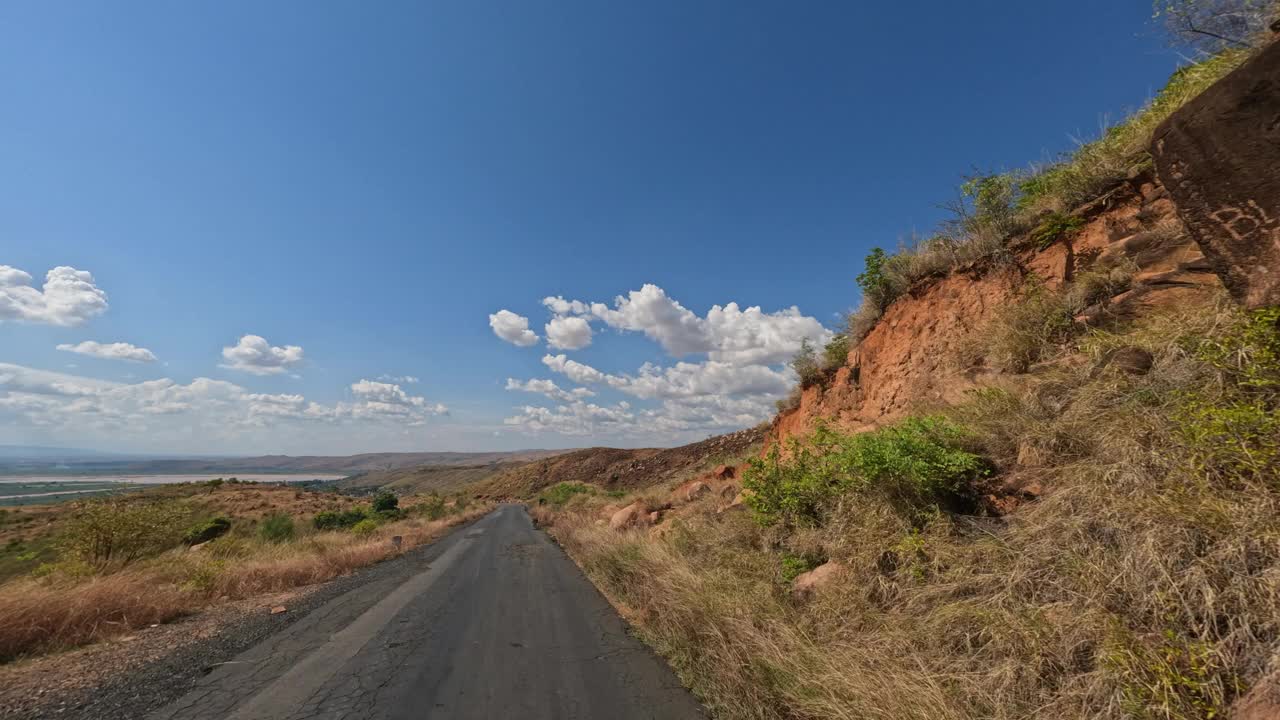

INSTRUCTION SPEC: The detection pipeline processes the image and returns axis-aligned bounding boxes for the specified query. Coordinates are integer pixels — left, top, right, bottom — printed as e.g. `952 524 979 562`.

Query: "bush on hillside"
62 500 187 566
539 482 593 508
791 339 822 388
743 417 988 527
371 491 399 514
351 518 379 536
182 517 231 546
313 507 370 531
259 513 295 543
419 493 447 520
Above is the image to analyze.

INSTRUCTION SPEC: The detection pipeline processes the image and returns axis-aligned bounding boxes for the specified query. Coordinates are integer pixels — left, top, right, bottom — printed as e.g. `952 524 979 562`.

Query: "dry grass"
541 297 1280 720
0 505 489 661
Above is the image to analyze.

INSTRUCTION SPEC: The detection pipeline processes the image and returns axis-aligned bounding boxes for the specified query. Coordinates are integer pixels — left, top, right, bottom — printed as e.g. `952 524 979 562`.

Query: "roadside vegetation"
0 480 486 662
537 297 1280 719
844 2 1277 345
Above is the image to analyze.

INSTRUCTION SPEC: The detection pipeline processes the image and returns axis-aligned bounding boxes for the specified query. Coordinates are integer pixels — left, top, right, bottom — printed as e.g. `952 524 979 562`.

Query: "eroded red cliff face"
770 169 1222 446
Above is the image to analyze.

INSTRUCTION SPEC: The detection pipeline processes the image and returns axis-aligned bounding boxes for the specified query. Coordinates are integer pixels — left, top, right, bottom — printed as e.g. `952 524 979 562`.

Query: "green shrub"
779 553 822 584
313 507 369 531
1029 212 1085 250
371 491 399 514
1178 307 1280 485
351 518 379 536
539 482 593 508
182 517 231 546
821 333 850 372
420 493 447 520
259 513 295 543
62 500 187 566
857 247 890 310
791 339 822 388
743 417 988 527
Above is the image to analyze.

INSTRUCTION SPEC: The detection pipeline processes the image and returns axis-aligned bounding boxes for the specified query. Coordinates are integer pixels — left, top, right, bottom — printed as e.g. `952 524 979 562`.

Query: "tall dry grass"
0 507 489 661
542 298 1280 720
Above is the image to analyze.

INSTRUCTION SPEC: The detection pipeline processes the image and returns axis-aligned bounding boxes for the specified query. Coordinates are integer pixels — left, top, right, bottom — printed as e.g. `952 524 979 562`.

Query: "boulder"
647 511 661 524
1151 39 1280 309
609 502 651 531
791 562 845 600
713 464 736 480
1107 346 1154 375
1234 667 1280 720
683 481 711 502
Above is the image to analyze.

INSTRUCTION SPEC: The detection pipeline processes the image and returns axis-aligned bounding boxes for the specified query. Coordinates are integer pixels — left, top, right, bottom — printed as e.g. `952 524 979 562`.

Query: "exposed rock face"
791 562 844 600
1152 40 1280 309
770 170 1220 447
682 481 711 502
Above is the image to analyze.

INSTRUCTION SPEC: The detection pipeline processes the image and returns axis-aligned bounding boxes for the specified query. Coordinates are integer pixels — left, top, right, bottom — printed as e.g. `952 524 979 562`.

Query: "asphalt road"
148 504 705 720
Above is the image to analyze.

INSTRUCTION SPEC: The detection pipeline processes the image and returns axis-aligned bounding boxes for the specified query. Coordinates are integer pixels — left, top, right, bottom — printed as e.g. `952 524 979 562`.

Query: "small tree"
791 339 822 388
371 491 399 514
857 248 890 310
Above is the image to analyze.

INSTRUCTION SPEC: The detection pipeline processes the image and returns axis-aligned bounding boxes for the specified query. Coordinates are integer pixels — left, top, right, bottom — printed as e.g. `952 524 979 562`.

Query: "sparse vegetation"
0 481 491 661
538 293 1280 720
182 516 231 546
848 33 1263 344
744 417 987 527
258 513 295 543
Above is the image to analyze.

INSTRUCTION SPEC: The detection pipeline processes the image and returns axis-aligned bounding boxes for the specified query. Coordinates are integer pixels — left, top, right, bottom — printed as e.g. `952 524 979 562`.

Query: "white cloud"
503 400 636 436
346 379 448 425
544 315 593 350
220 335 304 375
541 354 625 387
56 340 157 363
0 265 108 326
501 284 833 441
0 363 450 448
505 377 595 402
589 284 710 356
489 309 539 347
377 374 420 384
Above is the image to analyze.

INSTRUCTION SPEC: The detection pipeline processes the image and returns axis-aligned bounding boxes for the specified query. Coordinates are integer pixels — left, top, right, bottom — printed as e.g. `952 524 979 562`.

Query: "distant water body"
0 473 345 485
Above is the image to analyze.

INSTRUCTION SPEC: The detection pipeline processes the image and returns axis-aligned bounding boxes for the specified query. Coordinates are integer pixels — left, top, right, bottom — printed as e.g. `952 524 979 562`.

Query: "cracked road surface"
148 504 705 720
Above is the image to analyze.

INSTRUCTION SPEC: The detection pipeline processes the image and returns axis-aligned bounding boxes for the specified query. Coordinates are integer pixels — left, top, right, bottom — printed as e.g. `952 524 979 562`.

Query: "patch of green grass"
258 513 295 543
743 417 988 527
1030 212 1086 250
538 482 594 507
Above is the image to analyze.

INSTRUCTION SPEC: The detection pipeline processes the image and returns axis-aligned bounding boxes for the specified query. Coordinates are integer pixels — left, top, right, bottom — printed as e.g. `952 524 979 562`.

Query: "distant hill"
335 460 536 495
470 427 765 499
0 449 567 476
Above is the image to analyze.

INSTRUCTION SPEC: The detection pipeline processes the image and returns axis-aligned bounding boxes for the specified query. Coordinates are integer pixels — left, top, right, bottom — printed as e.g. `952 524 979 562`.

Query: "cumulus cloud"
220 335 304 375
505 377 595 402
489 309 539 347
0 265 108 326
346 379 448 424
544 315 593 350
56 340 157 363
0 363 449 444
498 284 833 440
503 400 636 436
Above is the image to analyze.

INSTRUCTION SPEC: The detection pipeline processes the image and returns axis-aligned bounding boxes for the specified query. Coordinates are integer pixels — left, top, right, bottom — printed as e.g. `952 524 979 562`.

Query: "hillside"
472 426 765 499
334 460 534 495
533 25 1280 720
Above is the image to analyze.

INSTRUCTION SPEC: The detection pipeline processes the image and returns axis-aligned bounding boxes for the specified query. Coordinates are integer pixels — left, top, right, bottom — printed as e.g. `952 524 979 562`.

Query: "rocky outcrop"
791 561 845 600
609 502 653 531
770 169 1221 446
1152 40 1280 309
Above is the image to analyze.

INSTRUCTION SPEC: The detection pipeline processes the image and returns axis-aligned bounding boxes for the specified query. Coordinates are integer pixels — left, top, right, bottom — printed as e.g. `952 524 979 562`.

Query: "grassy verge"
0 484 488 662
536 297 1280 720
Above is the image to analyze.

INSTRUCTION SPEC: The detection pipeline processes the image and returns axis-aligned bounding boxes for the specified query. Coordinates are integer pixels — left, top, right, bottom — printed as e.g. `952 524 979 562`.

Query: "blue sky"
1 1 1190 454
